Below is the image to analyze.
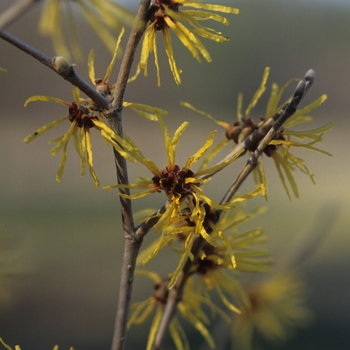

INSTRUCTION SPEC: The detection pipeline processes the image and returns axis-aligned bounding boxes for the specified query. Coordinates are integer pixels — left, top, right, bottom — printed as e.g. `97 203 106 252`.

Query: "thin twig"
222 69 314 203
134 204 168 238
153 69 315 349
0 29 111 110
109 1 150 350
0 0 39 29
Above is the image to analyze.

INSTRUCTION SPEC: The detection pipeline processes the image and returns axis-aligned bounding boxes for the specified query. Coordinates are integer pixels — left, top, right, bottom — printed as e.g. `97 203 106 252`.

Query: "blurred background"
0 0 349 349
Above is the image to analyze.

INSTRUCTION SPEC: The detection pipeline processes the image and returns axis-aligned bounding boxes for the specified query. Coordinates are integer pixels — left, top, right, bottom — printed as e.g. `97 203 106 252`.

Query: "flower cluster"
129 0 239 85
128 271 219 350
24 38 167 186
232 272 313 350
130 203 273 349
181 67 333 200
16 1 332 349
103 111 266 287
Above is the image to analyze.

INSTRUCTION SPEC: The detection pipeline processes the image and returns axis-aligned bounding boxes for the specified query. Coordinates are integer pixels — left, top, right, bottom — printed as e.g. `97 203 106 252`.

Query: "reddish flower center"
152 164 198 199
226 117 286 156
68 102 98 129
149 1 180 31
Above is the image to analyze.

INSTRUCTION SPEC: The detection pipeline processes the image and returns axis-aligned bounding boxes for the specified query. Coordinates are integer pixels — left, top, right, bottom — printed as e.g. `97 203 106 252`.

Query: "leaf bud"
52 56 72 75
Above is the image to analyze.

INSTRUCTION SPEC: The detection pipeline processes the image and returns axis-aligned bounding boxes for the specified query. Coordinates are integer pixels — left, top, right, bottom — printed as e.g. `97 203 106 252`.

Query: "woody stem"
153 69 315 350
108 1 151 350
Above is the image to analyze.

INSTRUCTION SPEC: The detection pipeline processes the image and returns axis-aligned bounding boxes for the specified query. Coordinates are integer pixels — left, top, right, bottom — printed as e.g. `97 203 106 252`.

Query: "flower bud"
52 56 71 75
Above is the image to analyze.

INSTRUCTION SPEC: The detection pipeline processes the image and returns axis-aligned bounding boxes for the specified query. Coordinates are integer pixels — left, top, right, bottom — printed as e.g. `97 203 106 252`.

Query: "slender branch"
0 29 111 110
109 1 150 350
221 69 314 204
111 10 148 110
0 5 150 347
153 69 316 349
0 0 39 29
135 204 167 238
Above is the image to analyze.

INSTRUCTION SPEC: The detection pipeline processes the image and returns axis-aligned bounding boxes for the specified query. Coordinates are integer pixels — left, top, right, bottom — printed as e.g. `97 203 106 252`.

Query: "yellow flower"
38 0 134 61
232 272 313 350
180 202 272 311
181 67 333 200
85 30 169 122
129 0 239 85
104 114 244 233
24 88 117 186
128 270 224 350
24 38 168 186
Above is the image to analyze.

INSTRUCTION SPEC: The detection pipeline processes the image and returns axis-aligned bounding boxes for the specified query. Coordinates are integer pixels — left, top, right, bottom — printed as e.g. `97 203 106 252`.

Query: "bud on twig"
52 56 72 76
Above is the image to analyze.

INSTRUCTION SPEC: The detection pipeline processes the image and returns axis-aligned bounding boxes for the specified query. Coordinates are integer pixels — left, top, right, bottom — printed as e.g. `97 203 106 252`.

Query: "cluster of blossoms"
14 1 333 349
129 204 274 349
120 67 331 348
103 112 269 288
130 0 239 85
24 36 167 187
232 272 313 350
182 67 333 200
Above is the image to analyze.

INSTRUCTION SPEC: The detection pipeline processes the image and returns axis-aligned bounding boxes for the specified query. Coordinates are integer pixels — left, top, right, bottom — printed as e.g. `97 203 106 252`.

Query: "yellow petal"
24 116 67 143
72 87 81 106
191 185 230 210
77 1 118 53
140 25 154 73
184 130 216 169
152 32 161 86
195 147 245 178
183 10 230 25
55 139 69 183
287 123 333 141
177 303 215 349
286 94 327 127
181 101 230 129
123 102 168 121
165 14 208 62
87 50 96 83
146 305 163 350
168 234 195 289
197 139 230 172
0 337 14 350
49 121 76 156
85 129 100 187
184 3 240 15
65 3 83 62
162 27 181 84
24 95 71 107
271 151 298 200
229 186 264 204
169 318 189 350
119 188 158 200
104 27 125 82
237 92 243 122
266 78 299 118
72 131 85 176
245 67 270 117
168 122 190 169
213 279 242 314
